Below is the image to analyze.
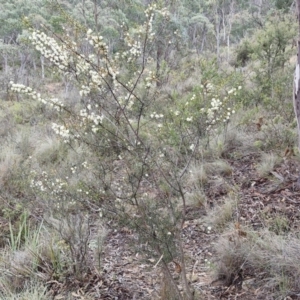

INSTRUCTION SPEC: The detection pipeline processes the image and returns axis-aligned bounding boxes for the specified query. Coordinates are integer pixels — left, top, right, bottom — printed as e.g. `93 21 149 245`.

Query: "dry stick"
153 254 164 268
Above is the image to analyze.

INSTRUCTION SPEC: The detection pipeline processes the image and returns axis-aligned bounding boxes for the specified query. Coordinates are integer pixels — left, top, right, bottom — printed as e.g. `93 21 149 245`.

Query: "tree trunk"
156 40 164 87
216 12 220 68
2 54 8 74
293 0 300 149
41 55 45 79
200 24 207 53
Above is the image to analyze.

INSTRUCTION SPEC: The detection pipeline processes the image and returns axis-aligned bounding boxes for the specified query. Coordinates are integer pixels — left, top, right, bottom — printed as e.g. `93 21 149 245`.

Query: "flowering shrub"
9 4 240 299
154 80 241 154
29 168 88 213
201 85 241 131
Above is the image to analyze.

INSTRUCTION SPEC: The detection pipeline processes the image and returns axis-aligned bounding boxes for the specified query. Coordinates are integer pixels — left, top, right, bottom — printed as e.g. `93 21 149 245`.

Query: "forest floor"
48 152 300 299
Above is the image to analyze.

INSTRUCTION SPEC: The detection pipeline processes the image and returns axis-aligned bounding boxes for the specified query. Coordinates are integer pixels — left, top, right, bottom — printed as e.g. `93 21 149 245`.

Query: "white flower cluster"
10 82 64 110
145 4 156 35
79 85 91 97
123 32 143 63
145 71 156 88
150 111 164 129
189 144 195 151
145 4 170 28
29 30 69 70
82 161 89 169
52 123 71 143
126 79 134 89
71 165 77 174
205 98 223 122
150 112 164 119
30 171 79 211
49 98 65 110
30 171 66 198
159 7 170 19
89 70 103 87
30 178 47 192
200 85 241 129
51 178 67 196
87 29 108 55
74 30 116 84
200 82 214 93
128 39 141 58
10 82 37 98
225 107 235 120
107 65 119 81
201 92 236 130
228 86 242 95
120 4 169 65
79 106 103 133
185 94 196 106
206 83 214 92
75 55 91 76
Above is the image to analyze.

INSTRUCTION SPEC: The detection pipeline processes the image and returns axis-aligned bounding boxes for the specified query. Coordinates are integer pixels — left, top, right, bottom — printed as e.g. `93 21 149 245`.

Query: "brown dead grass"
214 227 300 298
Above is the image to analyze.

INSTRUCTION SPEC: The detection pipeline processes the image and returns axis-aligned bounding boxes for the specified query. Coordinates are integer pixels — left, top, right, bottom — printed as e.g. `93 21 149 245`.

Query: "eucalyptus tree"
294 0 300 149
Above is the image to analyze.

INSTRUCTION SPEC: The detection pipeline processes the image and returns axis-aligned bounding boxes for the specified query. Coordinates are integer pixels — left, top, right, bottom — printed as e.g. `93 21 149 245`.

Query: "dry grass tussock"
0 215 107 297
214 227 300 297
0 281 49 300
186 160 233 208
256 152 281 177
188 159 232 188
205 195 238 232
0 144 21 190
206 123 258 159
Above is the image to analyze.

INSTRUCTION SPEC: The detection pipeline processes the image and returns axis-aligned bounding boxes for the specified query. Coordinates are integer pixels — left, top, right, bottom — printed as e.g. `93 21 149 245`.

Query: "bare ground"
47 153 300 300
